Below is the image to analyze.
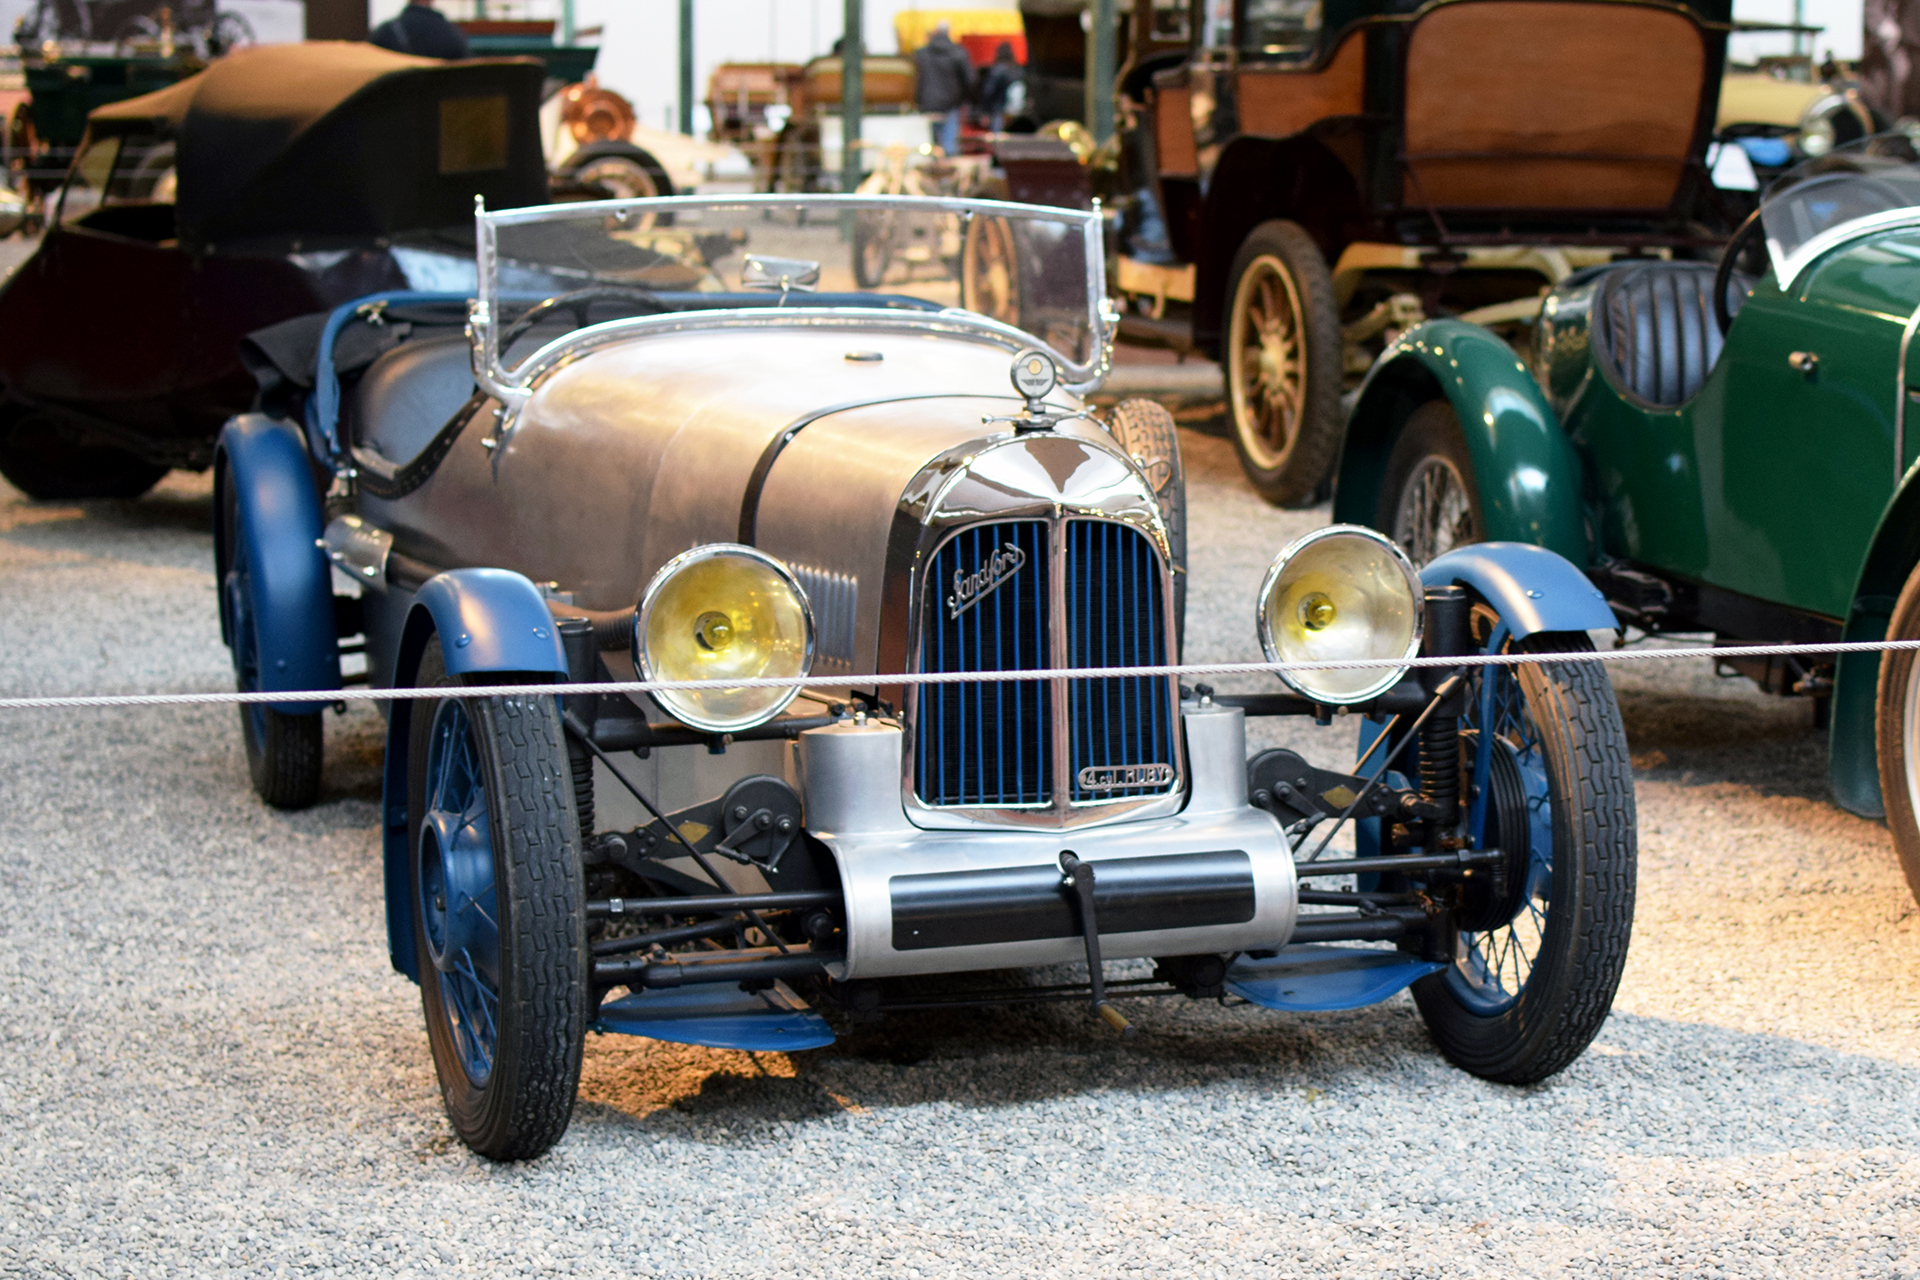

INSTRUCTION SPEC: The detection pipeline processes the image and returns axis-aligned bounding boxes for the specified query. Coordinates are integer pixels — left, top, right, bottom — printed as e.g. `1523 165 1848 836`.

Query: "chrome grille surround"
892 432 1185 832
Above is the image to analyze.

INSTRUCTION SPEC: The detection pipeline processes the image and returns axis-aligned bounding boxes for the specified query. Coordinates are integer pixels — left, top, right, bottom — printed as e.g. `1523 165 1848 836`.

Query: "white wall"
1731 0 1864 64
0 0 302 44
0 0 1865 126
365 0 1013 135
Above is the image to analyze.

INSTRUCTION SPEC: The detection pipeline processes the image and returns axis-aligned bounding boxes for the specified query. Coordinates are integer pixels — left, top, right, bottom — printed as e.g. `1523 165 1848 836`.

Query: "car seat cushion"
1590 260 1751 409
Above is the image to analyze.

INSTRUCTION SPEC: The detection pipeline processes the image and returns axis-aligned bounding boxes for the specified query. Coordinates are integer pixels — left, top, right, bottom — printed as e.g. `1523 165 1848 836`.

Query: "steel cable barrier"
4 637 1920 710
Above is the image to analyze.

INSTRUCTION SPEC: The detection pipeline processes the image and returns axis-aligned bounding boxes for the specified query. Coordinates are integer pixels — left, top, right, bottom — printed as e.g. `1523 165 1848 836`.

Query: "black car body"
0 41 546 499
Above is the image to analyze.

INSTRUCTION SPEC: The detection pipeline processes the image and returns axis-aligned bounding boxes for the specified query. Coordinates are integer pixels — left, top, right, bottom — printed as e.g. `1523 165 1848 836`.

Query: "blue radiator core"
1066 520 1178 804
916 520 1053 807
915 518 1178 812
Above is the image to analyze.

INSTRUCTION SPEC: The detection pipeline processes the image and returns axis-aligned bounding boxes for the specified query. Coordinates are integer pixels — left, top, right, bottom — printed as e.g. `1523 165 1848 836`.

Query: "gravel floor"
2 429 1919 1278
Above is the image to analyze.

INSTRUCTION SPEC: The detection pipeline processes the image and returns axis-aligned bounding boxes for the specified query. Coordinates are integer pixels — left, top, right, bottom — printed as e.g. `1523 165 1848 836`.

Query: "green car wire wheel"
408 638 587 1161
1411 614 1637 1084
1378 400 1485 568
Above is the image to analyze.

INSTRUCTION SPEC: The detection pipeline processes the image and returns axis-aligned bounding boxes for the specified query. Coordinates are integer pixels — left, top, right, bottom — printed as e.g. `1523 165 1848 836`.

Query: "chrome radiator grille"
1065 519 1177 803
914 517 1178 813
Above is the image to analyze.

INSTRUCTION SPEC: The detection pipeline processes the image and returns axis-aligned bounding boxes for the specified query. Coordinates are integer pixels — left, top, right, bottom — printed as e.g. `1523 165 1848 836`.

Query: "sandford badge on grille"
1076 763 1175 792
947 541 1028 619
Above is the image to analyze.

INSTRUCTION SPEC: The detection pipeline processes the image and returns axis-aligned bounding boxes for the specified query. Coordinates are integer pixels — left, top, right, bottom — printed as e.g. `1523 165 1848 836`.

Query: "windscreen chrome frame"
470 193 1113 414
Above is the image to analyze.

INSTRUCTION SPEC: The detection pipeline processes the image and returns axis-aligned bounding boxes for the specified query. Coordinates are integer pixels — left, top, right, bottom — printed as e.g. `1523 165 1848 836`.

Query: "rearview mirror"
740 254 821 293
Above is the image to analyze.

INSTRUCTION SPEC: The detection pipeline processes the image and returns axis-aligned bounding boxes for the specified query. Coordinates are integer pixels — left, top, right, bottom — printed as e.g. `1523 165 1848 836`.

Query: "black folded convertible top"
88 41 548 250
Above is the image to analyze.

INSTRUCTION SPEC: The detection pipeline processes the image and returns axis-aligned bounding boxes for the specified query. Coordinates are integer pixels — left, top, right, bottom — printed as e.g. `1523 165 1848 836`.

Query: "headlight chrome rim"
1256 524 1424 706
634 543 816 734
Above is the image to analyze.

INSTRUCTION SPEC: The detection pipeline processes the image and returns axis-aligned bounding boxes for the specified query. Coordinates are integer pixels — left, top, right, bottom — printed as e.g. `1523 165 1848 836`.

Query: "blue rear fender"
381 568 568 980
212 414 338 713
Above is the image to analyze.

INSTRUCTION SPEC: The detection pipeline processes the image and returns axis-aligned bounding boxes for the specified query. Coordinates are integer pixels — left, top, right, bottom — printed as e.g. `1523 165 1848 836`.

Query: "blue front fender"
213 414 338 713
1422 542 1617 639
381 568 568 980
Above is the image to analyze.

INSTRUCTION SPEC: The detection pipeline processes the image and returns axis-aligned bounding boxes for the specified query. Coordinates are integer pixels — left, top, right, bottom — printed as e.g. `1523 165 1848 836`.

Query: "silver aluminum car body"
350 194 1300 975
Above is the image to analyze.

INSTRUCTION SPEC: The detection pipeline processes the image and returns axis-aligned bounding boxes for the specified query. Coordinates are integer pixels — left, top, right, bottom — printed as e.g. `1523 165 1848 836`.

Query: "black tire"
1872 561 1920 907
218 475 323 809
1376 400 1484 567
0 405 168 501
1411 626 1636 1084
407 639 586 1161
852 210 894 288
1223 219 1342 507
240 701 324 810
567 150 669 201
1108 397 1187 654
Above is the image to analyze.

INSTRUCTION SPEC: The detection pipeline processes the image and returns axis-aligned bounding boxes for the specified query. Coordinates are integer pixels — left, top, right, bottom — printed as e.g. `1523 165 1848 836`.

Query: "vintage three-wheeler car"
1337 139 1920 907
1095 0 1737 506
215 192 1633 1159
0 42 547 499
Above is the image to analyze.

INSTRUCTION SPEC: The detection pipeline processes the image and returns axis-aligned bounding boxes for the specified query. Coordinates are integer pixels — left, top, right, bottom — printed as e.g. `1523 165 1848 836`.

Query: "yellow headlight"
635 545 815 733
1257 525 1423 705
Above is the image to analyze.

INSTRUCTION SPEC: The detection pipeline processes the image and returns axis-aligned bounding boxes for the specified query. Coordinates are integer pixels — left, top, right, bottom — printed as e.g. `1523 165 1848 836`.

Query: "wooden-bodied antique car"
1095 0 1737 505
0 42 547 499
1336 138 1920 907
214 192 1636 1159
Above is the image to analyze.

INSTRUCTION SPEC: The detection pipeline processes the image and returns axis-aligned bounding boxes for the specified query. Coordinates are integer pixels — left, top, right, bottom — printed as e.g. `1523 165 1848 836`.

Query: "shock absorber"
557 617 598 833
1419 585 1471 837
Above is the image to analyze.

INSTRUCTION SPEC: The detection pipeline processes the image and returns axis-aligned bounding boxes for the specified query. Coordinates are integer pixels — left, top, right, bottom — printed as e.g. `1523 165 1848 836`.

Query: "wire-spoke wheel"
408 639 586 1161
1871 559 1920 907
1378 400 1484 567
1223 220 1341 506
1411 615 1636 1083
962 214 1022 328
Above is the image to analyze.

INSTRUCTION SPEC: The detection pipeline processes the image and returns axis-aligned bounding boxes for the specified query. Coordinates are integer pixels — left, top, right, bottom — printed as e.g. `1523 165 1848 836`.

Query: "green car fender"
1827 464 1920 819
1333 319 1589 564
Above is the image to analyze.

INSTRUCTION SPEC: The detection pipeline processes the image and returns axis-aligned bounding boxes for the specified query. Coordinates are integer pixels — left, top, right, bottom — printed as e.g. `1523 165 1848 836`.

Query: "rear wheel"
1412 620 1636 1083
571 153 665 201
1223 220 1341 506
1377 400 1483 567
962 215 1022 328
218 476 322 809
1871 561 1920 907
407 640 586 1161
852 210 895 287
0 405 167 501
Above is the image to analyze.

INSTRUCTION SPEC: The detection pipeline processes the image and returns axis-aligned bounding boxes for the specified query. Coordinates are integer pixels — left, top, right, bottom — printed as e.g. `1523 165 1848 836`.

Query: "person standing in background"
978 42 1023 135
370 0 469 59
914 22 974 156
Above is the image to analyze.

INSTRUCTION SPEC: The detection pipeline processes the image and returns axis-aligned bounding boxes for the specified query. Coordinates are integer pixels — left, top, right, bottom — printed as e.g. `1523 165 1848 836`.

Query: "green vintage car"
1335 139 1920 906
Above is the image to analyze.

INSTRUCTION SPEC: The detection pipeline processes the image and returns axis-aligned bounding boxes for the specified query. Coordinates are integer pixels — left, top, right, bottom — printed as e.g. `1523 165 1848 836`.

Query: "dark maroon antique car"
0 41 546 499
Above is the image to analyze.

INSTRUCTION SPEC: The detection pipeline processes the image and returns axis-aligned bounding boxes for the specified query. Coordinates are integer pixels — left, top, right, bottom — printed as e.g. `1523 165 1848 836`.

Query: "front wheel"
1377 400 1483 567
1223 219 1342 507
1871 561 1920 907
1412 623 1637 1083
407 639 586 1161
